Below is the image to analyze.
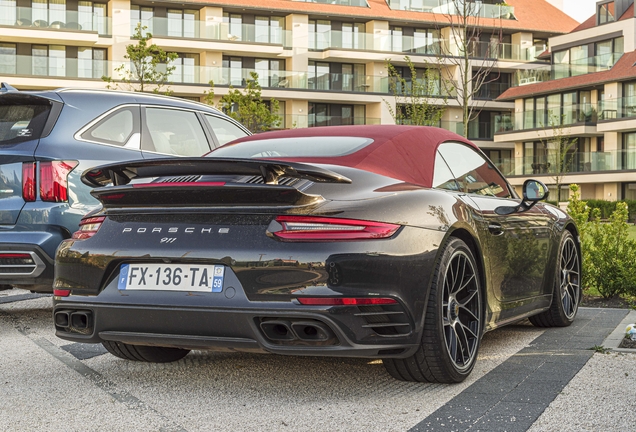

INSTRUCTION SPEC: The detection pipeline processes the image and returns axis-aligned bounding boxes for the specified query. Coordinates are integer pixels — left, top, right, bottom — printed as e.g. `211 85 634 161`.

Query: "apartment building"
1 0 576 167
496 0 636 201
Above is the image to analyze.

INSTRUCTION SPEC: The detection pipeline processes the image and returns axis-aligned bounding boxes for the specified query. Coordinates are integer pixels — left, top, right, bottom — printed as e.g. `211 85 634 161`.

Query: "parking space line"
0 293 50 305
410 308 629 432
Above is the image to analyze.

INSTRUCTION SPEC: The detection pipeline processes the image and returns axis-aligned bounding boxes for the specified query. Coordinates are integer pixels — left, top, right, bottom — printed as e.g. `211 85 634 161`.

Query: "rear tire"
529 231 580 328
383 238 483 383
0 285 12 291
102 341 190 363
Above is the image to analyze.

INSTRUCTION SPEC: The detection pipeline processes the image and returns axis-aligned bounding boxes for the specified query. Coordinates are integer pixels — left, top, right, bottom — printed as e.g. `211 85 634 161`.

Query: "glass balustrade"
514 53 621 86
386 0 515 20
503 150 636 177
0 5 111 35
0 54 109 78
293 0 368 6
598 96 636 120
494 104 599 132
131 18 292 47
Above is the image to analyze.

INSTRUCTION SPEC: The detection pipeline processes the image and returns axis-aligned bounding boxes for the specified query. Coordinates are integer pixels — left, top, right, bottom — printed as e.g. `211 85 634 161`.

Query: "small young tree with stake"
383 56 448 126
205 71 281 133
539 112 578 202
103 23 178 95
435 0 503 137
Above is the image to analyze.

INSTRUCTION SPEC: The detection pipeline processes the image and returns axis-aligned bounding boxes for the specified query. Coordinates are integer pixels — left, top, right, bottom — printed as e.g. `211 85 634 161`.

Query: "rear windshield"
0 104 50 144
209 136 373 159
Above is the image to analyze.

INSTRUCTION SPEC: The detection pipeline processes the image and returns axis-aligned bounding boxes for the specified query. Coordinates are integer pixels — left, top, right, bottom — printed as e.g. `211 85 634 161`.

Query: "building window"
309 103 365 127
598 1 615 24
308 20 330 50
167 9 198 38
32 44 65 76
77 47 106 78
32 0 65 27
171 53 198 83
255 58 284 88
0 43 16 75
131 5 153 34
78 1 107 33
623 132 636 170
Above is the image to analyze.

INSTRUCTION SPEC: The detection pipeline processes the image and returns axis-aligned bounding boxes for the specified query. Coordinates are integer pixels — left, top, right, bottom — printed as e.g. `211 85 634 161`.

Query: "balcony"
474 82 510 100
0 54 109 79
0 5 111 35
310 30 443 54
505 150 636 177
293 0 369 6
494 104 599 133
441 121 494 140
513 53 621 86
386 0 515 19
466 41 540 62
133 18 291 47
274 115 380 129
598 96 636 121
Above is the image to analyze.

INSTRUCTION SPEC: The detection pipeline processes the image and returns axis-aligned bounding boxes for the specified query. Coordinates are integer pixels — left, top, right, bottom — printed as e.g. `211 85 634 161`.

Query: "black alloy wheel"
384 237 483 383
529 230 581 327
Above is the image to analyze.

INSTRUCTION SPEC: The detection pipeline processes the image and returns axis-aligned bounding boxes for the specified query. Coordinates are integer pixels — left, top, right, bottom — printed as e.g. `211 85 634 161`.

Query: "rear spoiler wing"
82 158 351 187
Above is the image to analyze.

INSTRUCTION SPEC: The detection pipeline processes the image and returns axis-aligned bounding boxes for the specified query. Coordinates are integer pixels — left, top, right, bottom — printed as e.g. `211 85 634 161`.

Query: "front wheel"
102 341 190 363
529 230 581 327
384 238 483 383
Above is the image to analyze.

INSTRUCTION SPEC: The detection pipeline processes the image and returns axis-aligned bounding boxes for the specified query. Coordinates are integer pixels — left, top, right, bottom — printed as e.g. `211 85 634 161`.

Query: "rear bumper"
53 301 420 358
0 242 55 289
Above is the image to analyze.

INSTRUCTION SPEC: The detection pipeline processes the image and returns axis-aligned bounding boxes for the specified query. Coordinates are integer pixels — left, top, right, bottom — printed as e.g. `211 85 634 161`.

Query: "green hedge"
583 200 636 222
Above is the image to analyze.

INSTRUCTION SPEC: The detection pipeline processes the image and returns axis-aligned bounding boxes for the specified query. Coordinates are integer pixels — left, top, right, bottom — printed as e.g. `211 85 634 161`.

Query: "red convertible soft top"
220 125 477 188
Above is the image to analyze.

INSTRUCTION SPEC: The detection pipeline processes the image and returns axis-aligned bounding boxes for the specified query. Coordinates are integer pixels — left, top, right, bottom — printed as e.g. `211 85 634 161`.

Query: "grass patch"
629 225 636 240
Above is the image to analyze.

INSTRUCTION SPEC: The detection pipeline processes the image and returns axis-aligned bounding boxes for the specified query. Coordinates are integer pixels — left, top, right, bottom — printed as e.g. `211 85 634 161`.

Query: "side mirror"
495 179 549 215
523 179 548 201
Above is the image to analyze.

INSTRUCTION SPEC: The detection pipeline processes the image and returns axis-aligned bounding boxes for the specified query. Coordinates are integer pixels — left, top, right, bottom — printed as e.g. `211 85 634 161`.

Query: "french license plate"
118 263 225 293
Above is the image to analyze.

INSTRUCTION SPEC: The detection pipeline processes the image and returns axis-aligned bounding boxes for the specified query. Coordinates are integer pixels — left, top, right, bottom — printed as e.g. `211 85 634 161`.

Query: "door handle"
488 223 504 236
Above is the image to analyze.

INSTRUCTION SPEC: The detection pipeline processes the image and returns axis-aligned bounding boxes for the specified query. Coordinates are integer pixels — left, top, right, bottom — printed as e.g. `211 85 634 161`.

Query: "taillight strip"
272 216 400 242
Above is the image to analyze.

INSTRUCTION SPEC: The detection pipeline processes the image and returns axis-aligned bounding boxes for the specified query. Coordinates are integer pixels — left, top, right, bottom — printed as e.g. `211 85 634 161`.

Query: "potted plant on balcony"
497 2 512 19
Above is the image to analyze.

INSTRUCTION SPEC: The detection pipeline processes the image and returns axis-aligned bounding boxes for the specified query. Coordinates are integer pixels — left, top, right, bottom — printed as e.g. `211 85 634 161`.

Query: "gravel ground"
3 289 634 432
529 352 636 432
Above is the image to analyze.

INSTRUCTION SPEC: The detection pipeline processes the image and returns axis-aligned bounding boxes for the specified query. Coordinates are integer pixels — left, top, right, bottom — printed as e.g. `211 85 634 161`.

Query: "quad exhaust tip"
54 309 93 334
260 319 337 345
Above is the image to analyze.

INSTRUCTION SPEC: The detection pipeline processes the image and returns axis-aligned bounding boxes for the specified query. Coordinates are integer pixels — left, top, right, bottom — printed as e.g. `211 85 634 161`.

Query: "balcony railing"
598 96 636 121
132 18 291 47
0 54 109 79
386 0 515 20
513 53 621 86
474 82 510 100
293 0 368 6
494 104 599 133
0 5 111 35
505 150 636 177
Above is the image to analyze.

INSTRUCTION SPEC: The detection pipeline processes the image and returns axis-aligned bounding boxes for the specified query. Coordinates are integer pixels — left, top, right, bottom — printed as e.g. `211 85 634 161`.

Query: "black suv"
0 85 250 292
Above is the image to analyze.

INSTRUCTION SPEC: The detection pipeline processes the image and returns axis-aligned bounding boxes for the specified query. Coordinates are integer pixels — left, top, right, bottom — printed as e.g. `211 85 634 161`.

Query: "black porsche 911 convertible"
53 125 581 383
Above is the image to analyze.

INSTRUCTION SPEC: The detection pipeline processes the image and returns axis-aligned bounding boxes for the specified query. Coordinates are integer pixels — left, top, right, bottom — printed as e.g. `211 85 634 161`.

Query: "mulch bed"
581 294 635 309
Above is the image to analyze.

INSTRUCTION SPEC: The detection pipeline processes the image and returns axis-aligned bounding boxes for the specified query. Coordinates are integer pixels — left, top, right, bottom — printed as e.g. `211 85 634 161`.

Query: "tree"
435 0 503 137
204 71 281 133
539 112 578 202
103 23 178 95
383 56 447 126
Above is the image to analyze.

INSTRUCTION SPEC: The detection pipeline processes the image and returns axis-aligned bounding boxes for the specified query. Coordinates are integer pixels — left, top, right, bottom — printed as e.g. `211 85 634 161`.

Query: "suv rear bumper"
0 227 66 291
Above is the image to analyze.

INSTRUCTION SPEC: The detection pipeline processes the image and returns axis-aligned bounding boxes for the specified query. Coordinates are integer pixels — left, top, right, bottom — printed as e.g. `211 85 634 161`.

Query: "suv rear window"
0 104 50 144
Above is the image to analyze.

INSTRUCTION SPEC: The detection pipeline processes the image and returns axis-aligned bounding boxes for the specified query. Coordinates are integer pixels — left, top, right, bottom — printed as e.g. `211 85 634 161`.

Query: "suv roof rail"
0 83 18 93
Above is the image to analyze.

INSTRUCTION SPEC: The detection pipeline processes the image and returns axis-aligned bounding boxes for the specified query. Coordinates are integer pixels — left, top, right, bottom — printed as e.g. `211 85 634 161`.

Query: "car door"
436 142 552 304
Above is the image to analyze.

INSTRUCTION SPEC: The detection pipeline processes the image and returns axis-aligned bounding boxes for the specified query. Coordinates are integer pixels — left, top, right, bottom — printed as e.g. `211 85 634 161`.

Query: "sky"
560 0 598 23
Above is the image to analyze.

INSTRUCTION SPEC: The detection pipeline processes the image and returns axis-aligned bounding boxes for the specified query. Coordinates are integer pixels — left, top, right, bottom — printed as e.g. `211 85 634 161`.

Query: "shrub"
567 185 636 298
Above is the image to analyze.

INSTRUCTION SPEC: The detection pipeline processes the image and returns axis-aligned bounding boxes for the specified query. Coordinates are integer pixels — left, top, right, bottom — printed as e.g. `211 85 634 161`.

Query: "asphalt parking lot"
1 288 634 432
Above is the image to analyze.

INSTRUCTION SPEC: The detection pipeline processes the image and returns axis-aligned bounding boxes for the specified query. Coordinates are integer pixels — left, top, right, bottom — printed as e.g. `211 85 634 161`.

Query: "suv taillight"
40 161 78 202
22 162 36 202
